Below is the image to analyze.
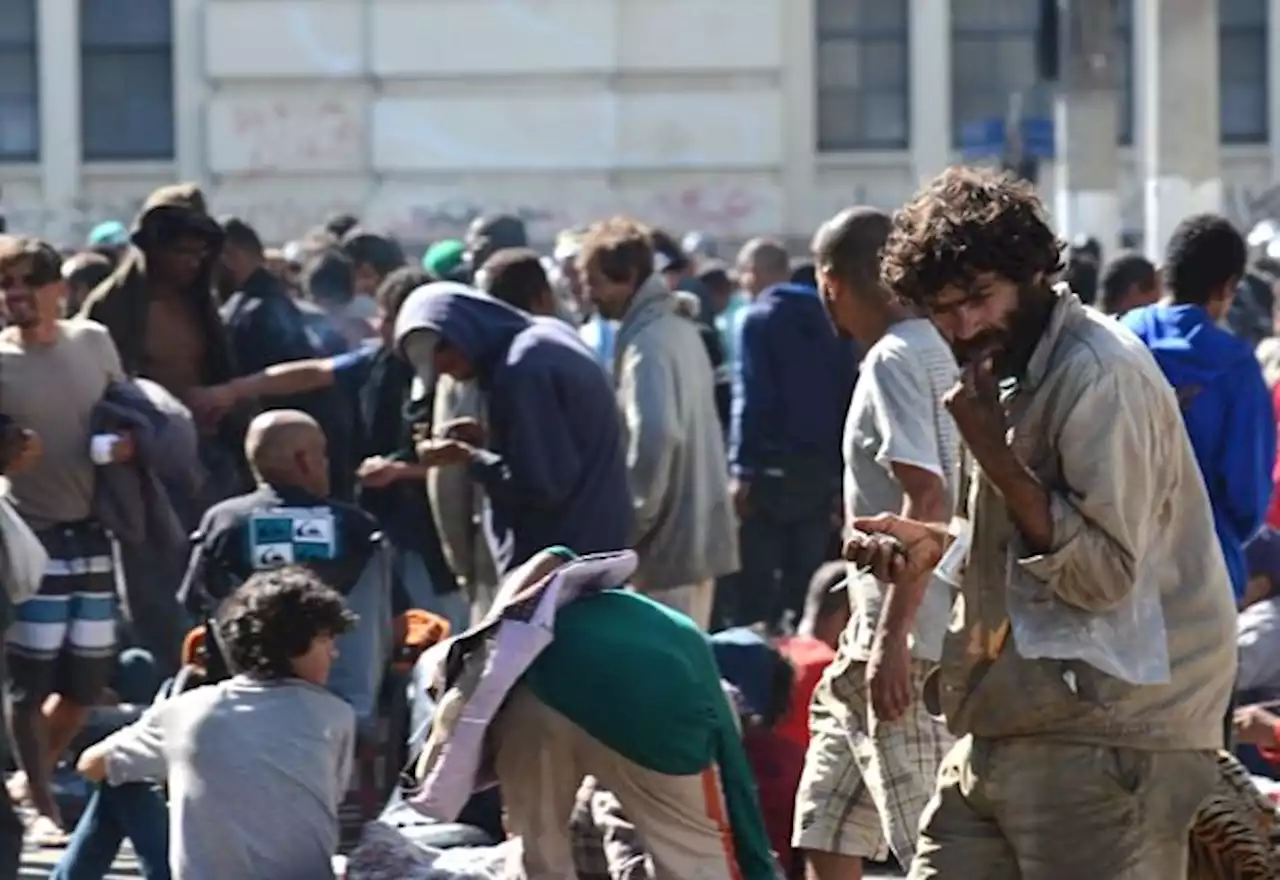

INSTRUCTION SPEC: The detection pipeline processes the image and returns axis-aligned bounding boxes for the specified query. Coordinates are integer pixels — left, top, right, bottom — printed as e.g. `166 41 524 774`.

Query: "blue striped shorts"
6 519 117 704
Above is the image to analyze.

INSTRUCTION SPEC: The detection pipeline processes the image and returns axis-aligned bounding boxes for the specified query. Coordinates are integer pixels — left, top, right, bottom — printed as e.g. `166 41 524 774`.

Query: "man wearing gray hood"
576 218 739 629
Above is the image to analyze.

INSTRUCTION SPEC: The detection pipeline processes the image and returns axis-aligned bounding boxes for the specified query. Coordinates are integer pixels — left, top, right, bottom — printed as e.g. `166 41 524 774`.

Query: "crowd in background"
0 166 1273 879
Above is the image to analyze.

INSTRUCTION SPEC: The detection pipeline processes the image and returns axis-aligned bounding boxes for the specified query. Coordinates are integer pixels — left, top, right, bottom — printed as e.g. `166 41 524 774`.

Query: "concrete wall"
1 0 1278 247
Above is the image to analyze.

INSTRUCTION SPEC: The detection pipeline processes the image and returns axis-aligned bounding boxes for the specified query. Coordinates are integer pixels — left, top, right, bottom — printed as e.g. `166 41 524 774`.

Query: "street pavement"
20 844 139 878
16 798 142 878
16 836 906 877
16 849 905 878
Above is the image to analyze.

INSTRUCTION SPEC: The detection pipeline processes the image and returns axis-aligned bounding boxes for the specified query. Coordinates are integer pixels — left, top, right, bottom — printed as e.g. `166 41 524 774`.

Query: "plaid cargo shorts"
792 656 952 865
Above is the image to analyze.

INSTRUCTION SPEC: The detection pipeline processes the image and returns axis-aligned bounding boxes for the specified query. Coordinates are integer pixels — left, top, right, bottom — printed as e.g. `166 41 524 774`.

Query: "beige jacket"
613 275 739 590
938 290 1237 750
427 376 499 620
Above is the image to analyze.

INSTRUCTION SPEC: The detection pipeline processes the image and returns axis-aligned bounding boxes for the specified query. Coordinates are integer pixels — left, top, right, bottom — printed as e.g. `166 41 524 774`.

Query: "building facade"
1 0 1278 247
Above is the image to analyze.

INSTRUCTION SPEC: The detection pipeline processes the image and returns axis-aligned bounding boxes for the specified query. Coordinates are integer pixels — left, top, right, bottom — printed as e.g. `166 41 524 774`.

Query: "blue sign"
1022 117 1054 159
959 119 1006 160
959 117 1055 161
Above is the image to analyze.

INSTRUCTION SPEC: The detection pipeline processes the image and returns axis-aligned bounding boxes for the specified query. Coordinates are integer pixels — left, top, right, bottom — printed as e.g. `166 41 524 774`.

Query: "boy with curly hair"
844 166 1236 879
70 567 357 880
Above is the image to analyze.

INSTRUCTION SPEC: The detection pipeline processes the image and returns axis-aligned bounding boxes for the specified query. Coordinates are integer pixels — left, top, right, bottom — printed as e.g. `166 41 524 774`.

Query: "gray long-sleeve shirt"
102 675 355 880
613 276 739 591
940 290 1238 750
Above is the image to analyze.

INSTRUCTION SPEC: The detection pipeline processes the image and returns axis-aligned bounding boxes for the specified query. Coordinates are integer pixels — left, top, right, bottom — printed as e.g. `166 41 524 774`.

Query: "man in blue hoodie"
393 282 633 575
1123 214 1276 605
730 240 857 629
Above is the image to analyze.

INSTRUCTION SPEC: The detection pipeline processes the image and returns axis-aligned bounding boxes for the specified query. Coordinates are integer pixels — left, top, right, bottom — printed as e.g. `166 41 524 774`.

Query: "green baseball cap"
422 239 465 280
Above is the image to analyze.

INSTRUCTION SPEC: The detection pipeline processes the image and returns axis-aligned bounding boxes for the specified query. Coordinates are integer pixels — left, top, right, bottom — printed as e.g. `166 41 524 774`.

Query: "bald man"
175 406 394 726
242 409 331 498
793 209 957 876
177 409 397 692
735 238 792 301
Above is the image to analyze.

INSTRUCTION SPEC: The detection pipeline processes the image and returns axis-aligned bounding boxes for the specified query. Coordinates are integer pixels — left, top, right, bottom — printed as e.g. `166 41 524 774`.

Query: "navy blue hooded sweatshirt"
395 285 633 573
1122 303 1277 602
730 283 857 477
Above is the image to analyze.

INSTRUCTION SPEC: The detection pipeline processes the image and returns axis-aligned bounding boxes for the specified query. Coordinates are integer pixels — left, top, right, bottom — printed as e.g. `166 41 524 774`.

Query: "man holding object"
792 208 958 878
846 167 1236 880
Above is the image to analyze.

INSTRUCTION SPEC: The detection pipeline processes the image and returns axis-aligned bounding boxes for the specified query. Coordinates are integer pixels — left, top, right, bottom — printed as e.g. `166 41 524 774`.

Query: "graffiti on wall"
2 197 146 245
0 179 780 249
208 96 364 175
374 181 779 245
644 185 769 236
19 175 1280 252
386 200 569 244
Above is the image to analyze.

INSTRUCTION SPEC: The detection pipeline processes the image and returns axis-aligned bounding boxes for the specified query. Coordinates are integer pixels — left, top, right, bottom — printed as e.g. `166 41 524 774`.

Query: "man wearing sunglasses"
0 235 129 845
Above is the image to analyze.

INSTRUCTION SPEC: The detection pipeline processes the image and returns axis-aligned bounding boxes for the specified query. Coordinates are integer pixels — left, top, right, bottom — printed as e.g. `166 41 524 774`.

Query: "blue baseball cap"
87 221 130 248
709 627 787 722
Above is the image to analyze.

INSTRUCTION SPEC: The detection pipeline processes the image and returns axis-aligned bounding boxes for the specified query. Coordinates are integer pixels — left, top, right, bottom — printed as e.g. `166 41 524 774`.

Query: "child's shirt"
100 674 355 880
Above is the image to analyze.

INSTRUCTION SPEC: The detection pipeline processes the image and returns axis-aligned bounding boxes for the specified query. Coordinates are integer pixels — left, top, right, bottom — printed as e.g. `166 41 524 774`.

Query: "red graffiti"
649 186 760 233
226 99 363 174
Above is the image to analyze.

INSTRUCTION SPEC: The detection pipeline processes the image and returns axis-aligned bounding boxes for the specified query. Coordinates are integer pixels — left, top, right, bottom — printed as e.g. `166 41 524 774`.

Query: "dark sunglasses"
0 266 60 290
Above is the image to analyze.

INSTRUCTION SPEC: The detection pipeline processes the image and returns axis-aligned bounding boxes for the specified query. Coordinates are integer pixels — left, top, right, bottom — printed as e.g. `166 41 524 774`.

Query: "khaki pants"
638 579 715 630
491 684 740 880
908 736 1218 880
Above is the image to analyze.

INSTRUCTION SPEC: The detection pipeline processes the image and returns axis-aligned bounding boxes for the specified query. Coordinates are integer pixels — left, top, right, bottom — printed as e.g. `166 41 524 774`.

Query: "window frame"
79 0 176 161
1117 0 1264 147
814 2 911 152
1116 2 1135 146
0 1 39 163
1218 0 1268 145
949 3 1044 149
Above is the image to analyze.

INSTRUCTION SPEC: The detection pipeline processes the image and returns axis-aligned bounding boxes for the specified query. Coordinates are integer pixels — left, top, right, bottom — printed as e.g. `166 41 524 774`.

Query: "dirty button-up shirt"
938 290 1237 750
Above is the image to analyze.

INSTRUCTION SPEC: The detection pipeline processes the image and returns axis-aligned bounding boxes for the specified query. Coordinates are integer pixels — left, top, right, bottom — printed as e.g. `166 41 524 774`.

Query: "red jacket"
1267 384 1280 529
775 636 836 750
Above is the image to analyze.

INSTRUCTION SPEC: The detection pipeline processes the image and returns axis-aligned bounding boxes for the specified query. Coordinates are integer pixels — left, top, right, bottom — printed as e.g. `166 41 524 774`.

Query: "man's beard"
952 283 1055 378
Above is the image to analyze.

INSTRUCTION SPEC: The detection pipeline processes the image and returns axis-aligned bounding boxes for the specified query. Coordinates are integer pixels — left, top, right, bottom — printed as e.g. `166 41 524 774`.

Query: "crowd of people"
0 164 1273 879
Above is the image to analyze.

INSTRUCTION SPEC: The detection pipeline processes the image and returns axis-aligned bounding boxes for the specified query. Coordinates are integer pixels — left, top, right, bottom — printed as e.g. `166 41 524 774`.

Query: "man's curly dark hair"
880 166 1065 307
216 567 357 680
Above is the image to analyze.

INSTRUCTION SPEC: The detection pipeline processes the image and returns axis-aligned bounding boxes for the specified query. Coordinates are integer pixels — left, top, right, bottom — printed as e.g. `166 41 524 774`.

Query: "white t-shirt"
842 318 960 662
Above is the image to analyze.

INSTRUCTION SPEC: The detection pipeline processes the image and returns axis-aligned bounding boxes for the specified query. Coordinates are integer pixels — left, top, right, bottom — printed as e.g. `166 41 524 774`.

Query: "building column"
1268 0 1280 178
1136 0 1220 262
779 0 817 238
172 0 206 184
908 0 951 183
1052 0 1120 256
36 0 80 243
